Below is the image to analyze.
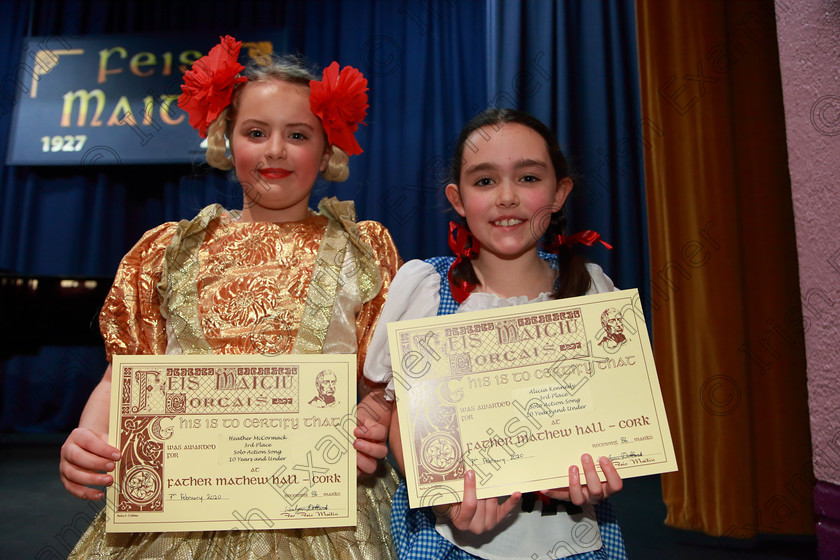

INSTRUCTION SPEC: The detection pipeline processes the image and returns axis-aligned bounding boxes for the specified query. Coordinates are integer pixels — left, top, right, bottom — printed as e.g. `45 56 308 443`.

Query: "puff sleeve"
99 223 178 361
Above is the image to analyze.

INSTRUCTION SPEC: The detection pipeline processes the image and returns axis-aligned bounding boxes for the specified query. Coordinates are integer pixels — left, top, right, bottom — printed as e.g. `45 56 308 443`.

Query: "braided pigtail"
449 220 480 289
205 109 234 170
546 208 593 299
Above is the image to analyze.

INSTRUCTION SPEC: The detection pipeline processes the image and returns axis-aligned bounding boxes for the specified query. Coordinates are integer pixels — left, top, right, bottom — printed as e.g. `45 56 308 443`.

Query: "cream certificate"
106 354 357 533
389 289 677 508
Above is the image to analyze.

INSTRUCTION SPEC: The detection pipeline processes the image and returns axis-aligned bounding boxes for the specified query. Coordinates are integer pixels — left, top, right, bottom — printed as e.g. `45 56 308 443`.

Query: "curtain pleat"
487 0 650 306
635 0 813 536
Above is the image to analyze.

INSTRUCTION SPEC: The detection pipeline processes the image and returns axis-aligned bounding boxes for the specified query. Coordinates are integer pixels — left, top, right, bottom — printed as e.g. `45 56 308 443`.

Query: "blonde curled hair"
203 55 351 182
322 146 349 182
205 109 233 170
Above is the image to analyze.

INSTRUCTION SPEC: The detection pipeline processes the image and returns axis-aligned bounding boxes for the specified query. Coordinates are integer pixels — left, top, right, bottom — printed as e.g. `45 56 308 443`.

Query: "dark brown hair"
449 108 592 299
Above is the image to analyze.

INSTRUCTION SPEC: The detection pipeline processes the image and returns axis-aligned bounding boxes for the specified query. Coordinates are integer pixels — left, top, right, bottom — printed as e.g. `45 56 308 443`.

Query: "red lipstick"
259 168 292 179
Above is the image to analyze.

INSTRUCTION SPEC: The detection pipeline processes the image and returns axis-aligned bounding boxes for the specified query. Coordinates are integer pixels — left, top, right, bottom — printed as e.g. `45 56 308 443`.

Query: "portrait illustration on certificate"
307 369 340 408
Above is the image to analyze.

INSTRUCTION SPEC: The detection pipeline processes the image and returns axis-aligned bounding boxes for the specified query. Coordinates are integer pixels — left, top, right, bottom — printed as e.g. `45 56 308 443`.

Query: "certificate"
106 354 357 533
388 289 677 508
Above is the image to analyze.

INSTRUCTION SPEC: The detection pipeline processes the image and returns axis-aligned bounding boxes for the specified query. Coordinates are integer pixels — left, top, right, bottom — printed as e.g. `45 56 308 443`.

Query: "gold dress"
69 199 401 560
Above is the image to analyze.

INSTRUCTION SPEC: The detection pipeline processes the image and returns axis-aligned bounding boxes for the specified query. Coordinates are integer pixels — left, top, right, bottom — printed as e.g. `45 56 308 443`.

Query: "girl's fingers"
452 474 521 533
452 471 478 529
352 418 388 473
354 437 388 474
474 497 506 533
353 438 388 460
580 454 603 500
68 428 120 461
60 429 121 500
496 492 522 520
356 453 378 475
60 461 113 501
568 465 585 505
61 429 120 475
539 488 571 501
481 497 497 531
63 444 116 474
354 449 372 473
62 466 113 488
514 456 621 510
354 418 388 444
599 456 623 497
65 480 105 501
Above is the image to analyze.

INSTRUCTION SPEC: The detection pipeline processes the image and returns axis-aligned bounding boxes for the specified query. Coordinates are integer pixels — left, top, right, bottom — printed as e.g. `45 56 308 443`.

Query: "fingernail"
582 454 592 463
111 452 120 460
466 471 474 480
106 462 115 470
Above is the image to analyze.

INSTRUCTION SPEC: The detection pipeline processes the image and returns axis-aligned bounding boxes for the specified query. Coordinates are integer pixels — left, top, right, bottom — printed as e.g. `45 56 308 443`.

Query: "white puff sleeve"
363 259 442 400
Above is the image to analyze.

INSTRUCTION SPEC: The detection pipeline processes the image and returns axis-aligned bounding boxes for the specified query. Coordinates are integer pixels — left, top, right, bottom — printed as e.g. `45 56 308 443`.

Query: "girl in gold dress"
59 35 400 560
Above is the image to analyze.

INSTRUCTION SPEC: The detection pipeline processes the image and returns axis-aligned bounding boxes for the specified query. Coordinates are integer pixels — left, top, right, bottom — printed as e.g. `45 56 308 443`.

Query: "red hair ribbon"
178 35 248 138
309 62 369 156
446 222 480 304
544 230 613 252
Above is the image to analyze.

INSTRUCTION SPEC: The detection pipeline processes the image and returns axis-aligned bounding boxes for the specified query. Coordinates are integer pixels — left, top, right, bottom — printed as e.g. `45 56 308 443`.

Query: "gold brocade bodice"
100 201 401 375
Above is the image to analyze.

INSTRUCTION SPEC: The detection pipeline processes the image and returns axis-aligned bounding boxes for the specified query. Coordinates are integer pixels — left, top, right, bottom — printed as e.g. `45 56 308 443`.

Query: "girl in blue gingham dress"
363 109 627 560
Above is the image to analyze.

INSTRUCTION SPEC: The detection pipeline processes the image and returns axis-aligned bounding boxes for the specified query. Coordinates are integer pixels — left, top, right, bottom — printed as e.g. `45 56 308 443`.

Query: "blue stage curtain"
0 0 646 432
280 0 489 261
487 0 651 310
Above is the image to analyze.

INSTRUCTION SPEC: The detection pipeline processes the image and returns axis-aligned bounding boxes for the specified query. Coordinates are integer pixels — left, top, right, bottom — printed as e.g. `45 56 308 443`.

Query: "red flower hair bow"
309 62 369 156
544 230 613 251
178 35 247 138
447 222 481 303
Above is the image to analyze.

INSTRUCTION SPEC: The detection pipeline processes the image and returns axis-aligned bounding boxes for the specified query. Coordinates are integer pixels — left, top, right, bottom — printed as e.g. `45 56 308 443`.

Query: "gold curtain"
635 0 813 536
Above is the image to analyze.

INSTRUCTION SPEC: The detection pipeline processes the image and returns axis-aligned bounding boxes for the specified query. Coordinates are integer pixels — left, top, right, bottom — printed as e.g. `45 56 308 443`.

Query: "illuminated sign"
5 33 284 165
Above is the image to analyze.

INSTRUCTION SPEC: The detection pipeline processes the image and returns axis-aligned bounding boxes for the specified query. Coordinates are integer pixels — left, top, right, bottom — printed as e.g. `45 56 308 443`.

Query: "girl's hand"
353 416 389 476
59 427 121 500
540 454 623 506
444 471 522 534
